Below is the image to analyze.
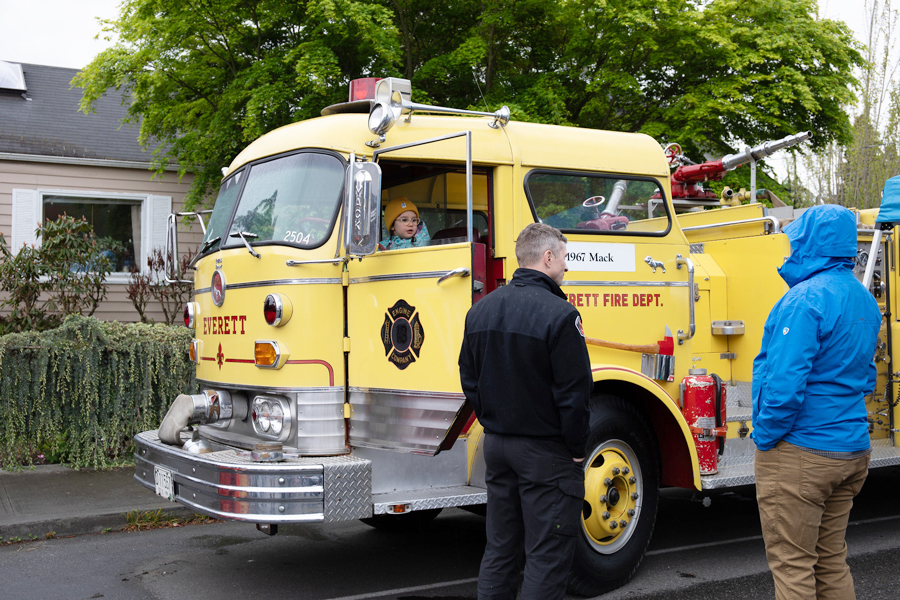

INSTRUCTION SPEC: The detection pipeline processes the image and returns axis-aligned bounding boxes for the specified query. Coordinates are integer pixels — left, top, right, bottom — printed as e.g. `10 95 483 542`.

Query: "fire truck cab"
135 77 900 596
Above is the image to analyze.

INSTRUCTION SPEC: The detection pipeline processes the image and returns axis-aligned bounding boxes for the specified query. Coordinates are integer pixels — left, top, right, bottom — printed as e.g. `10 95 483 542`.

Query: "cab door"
346 133 481 456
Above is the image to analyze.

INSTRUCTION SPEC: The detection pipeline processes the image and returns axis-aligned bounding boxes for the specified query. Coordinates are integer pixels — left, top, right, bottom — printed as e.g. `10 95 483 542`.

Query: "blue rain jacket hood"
777 204 857 288
752 205 881 452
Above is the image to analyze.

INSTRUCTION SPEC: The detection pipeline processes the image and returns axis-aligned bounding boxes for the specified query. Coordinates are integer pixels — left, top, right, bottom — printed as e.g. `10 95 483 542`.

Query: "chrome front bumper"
134 430 372 523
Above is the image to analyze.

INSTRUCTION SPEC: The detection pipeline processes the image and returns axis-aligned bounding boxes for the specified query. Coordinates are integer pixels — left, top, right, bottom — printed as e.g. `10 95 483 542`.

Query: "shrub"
0 215 120 334
127 247 196 325
0 315 197 470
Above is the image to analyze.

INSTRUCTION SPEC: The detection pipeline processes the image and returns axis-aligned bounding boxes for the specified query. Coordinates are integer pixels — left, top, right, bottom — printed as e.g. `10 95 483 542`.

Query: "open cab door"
344 133 486 456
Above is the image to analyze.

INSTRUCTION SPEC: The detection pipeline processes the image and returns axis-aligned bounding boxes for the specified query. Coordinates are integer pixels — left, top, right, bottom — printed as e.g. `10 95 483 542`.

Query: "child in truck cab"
379 196 431 250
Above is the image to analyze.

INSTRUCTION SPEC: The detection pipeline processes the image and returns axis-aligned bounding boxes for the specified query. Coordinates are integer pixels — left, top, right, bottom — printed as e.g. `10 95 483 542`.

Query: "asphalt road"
3 467 900 600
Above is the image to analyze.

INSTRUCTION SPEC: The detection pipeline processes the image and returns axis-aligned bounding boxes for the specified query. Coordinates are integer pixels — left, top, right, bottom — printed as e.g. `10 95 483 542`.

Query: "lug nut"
600 495 608 503
610 521 618 529
620 520 627 528
604 478 612 486
629 476 637 484
602 511 611 520
631 492 639 500
622 467 630 475
627 509 636 516
612 467 620 475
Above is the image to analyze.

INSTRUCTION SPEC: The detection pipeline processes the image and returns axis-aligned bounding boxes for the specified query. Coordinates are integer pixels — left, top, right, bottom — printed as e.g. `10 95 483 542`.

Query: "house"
0 61 202 323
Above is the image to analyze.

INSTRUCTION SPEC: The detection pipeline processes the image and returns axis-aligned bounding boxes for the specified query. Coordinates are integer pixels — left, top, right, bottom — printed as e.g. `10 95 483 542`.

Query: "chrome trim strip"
350 271 459 284
199 380 342 394
229 278 342 289
562 280 690 288
349 386 465 400
194 278 342 295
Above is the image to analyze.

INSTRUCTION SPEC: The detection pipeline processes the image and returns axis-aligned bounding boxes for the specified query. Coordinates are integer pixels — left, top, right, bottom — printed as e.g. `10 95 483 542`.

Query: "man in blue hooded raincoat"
752 204 881 600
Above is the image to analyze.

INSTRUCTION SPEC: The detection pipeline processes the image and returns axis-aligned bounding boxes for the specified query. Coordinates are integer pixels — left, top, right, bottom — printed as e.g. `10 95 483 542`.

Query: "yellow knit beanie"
384 197 419 231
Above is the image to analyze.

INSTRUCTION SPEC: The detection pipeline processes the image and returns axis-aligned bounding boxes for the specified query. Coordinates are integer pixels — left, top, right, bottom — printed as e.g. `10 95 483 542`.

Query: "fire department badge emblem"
211 270 226 307
381 299 425 370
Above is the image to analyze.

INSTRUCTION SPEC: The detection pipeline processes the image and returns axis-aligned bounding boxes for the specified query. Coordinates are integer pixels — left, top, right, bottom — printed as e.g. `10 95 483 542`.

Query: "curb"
1 505 195 542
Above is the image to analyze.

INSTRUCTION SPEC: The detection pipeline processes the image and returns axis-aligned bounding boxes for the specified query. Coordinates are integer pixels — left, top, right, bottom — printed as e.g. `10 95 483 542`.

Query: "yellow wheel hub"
583 446 639 545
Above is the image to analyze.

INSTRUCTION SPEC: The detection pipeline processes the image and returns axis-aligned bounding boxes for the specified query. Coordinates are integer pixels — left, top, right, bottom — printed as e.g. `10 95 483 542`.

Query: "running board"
372 485 486 515
700 439 900 490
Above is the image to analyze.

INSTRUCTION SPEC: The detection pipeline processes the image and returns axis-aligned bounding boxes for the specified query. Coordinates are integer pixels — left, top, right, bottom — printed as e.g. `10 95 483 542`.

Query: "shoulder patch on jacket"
576 315 585 337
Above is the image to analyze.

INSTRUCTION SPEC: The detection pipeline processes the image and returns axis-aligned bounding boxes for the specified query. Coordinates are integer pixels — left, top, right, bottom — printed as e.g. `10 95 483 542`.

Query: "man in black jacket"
459 223 592 600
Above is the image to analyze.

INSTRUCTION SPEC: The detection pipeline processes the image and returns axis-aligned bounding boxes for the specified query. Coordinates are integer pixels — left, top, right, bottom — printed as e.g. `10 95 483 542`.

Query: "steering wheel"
582 196 606 208
664 143 683 166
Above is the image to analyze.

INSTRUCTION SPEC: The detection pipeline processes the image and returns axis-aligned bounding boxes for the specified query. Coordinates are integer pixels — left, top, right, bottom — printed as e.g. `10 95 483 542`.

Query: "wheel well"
593 380 696 489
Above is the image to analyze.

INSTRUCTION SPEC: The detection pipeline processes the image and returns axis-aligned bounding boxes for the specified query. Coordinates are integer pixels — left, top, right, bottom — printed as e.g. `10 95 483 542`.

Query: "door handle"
676 254 695 344
437 267 470 285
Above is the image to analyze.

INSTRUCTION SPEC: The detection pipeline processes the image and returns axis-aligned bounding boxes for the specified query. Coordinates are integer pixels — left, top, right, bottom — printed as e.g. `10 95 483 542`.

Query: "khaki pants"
755 441 869 600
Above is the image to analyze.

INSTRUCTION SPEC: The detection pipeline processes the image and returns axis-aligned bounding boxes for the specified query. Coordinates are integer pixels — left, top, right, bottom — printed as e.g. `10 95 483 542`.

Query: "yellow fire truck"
136 77 900 596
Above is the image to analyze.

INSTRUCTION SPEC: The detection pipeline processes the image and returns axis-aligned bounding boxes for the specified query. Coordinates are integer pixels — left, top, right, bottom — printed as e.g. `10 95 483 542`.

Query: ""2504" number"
284 231 312 244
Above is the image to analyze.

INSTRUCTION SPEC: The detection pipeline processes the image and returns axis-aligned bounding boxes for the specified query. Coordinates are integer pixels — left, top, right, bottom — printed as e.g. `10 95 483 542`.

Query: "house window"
10 188 172 281
43 196 141 272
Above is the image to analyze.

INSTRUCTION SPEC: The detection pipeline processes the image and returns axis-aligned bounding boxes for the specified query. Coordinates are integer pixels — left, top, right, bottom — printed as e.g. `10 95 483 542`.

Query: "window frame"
10 187 171 284
523 169 673 238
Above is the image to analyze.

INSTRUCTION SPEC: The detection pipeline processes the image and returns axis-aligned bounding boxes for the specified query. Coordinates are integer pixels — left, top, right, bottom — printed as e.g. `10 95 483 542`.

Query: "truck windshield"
200 171 244 254
225 151 345 249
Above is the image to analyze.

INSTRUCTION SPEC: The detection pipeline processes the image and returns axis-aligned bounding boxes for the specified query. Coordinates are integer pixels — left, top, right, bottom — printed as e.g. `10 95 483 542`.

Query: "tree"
78 0 862 208
76 0 399 211
837 0 900 208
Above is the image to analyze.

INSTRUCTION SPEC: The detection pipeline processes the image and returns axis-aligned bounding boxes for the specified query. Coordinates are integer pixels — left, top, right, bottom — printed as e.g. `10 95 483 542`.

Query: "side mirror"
347 161 382 256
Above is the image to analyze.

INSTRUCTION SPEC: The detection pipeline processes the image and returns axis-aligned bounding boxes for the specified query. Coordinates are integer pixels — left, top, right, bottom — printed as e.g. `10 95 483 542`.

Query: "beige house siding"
0 159 204 324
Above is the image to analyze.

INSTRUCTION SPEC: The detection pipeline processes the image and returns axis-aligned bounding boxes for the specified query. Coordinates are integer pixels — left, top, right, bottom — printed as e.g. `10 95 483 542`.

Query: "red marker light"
264 295 278 325
349 78 381 102
184 304 191 327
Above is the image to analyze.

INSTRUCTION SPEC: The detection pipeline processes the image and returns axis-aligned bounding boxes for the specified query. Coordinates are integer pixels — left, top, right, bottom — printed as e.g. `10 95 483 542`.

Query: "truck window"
380 163 491 246
525 171 671 236
225 151 345 249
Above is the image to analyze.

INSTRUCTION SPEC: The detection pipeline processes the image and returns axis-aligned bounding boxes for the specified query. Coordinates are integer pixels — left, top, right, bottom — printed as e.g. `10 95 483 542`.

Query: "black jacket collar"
510 268 568 301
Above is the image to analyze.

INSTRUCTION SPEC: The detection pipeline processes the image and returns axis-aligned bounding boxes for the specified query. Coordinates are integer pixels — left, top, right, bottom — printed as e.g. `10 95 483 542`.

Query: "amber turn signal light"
255 341 280 368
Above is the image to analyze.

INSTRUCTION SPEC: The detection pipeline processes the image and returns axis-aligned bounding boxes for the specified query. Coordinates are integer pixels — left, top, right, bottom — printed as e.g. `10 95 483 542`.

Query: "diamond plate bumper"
134 430 372 523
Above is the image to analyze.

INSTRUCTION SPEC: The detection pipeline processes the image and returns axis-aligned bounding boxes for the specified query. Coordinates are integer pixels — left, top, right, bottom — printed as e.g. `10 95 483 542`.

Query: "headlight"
251 395 291 439
270 403 284 435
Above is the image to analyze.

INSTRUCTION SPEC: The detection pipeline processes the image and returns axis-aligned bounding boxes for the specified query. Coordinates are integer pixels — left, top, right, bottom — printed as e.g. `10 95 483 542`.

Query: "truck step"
372 485 486 515
700 438 900 490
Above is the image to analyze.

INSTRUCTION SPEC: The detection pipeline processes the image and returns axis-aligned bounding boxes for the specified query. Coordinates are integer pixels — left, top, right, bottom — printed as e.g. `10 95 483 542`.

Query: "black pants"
477 433 584 600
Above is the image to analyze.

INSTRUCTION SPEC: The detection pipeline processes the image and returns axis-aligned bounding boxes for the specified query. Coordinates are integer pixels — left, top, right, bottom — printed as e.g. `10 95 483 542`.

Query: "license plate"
154 466 175 502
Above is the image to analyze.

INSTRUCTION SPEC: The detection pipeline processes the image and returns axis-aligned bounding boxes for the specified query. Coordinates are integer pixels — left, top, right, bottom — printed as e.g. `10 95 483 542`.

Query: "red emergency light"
349 77 381 102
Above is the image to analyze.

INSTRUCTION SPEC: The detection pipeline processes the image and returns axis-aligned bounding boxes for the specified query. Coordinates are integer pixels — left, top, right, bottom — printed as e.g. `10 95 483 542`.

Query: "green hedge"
0 315 197 470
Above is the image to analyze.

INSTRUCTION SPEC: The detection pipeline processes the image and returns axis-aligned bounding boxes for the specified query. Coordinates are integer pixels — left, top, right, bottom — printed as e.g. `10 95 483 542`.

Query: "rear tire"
360 508 442 532
568 394 660 596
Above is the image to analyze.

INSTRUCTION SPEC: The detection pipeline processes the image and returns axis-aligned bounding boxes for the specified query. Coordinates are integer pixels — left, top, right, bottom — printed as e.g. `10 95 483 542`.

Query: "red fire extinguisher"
682 368 727 475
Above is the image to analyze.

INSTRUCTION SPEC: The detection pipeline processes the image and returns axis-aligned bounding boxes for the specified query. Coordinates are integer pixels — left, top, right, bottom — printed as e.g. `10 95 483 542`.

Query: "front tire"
568 394 660 596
